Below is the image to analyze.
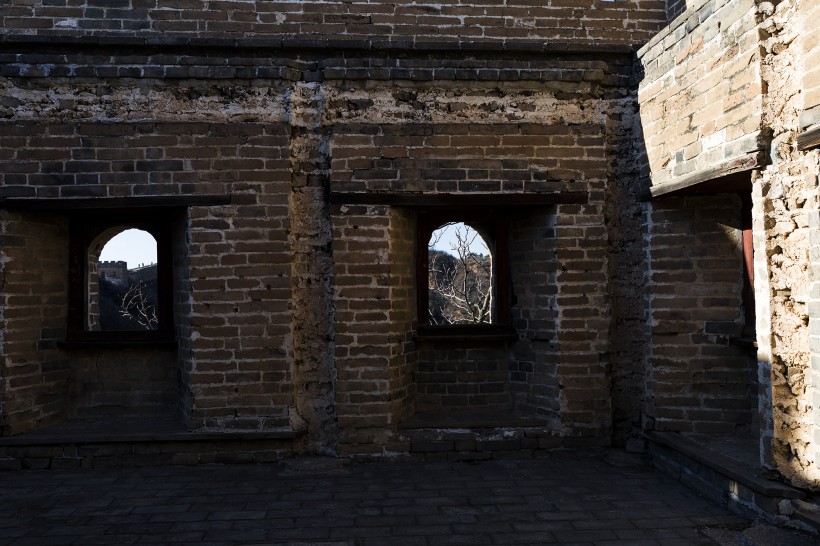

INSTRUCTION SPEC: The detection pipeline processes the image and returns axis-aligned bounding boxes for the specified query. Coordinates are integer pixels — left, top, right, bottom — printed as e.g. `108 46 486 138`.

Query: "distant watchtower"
97 261 128 284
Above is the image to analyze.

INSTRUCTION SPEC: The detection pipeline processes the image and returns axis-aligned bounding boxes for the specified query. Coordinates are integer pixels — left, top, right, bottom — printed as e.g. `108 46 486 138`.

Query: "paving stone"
1 452 814 545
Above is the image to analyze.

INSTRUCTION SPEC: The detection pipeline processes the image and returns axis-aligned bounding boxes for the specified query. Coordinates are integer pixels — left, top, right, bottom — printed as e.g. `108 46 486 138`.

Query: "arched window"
66 209 175 344
417 212 511 335
428 222 493 325
91 228 158 332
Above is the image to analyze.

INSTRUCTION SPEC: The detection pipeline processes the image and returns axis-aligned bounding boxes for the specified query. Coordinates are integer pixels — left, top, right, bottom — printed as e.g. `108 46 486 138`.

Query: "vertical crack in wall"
287 82 339 454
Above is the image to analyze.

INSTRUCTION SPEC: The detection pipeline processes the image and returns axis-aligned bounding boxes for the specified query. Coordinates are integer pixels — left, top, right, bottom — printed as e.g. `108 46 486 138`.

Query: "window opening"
416 211 511 335
428 222 493 325
66 210 176 344
95 229 159 331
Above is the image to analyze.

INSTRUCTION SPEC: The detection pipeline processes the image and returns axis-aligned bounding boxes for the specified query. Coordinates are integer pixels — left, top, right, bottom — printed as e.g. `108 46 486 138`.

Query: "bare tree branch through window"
428 223 492 325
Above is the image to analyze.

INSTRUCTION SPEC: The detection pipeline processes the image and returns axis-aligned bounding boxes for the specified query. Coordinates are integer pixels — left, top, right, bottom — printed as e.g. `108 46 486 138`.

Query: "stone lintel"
797 125 820 152
329 191 588 208
0 33 636 57
641 151 765 201
0 195 232 210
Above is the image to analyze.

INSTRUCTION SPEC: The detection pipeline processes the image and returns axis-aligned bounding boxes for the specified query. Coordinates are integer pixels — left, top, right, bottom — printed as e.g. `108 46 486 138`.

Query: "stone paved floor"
0 450 757 545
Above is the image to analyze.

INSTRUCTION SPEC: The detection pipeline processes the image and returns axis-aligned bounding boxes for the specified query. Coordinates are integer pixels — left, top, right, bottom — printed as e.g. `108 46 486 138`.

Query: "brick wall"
0 0 668 48
67 348 178 418
386 207 417 427
605 97 650 444
665 0 687 21
555 197 612 442
508 211 559 425
332 205 400 455
0 210 69 434
183 126 294 432
637 0 766 188
0 121 295 434
1 14 640 456
332 123 607 195
643 194 754 434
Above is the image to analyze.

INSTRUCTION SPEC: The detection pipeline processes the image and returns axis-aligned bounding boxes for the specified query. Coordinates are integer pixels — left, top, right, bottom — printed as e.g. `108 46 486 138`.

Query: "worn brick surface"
0 1 669 48
0 452 759 545
637 0 766 187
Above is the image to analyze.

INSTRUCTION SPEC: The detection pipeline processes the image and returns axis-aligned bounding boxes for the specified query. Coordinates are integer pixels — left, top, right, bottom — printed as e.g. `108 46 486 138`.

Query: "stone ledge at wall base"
647 431 820 537
0 429 302 470
387 426 609 463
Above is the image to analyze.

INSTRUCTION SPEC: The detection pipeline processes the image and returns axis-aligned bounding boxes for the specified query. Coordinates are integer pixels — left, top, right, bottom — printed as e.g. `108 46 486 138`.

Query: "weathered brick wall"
642 195 754 434
635 0 820 492
66 349 178 418
605 95 650 444
0 122 289 200
754 0 820 488
332 123 609 195
555 197 612 442
800 0 820 131
331 205 392 453
386 207 417 427
0 8 653 456
0 120 296 434
328 205 416 455
637 0 766 188
509 211 560 426
0 0 668 48
0 210 69 434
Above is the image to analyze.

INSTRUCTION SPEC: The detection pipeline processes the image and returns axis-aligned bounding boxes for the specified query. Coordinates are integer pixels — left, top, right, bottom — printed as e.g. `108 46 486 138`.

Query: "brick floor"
0 450 756 545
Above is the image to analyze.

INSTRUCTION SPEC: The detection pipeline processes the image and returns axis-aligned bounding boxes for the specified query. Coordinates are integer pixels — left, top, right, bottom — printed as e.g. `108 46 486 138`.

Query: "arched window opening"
427 222 493 325
91 228 159 332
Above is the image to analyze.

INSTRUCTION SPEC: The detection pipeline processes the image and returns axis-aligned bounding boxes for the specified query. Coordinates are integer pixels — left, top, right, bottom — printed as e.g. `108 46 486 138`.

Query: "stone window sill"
415 325 516 343
57 338 178 350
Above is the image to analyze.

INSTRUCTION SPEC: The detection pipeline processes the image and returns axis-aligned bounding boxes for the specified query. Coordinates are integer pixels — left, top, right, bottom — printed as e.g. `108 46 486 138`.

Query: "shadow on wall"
666 0 689 22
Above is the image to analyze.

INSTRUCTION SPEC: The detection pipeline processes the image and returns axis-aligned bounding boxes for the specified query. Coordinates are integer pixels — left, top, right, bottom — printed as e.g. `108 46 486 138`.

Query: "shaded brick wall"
0 122 290 200
0 210 69 434
332 205 403 455
0 121 295 434
666 0 687 21
386 207 417 427
332 123 608 195
67 348 178 418
0 0 668 48
0 5 654 454
643 194 753 434
637 0 766 187
509 210 560 426
555 197 612 441
415 343 512 415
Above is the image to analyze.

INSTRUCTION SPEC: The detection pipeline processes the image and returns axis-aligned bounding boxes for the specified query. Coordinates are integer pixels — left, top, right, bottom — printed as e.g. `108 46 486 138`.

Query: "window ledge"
415 325 517 343
58 338 178 350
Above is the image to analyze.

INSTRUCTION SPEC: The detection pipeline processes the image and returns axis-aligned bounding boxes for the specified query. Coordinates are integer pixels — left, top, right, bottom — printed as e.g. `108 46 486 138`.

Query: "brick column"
288 83 338 453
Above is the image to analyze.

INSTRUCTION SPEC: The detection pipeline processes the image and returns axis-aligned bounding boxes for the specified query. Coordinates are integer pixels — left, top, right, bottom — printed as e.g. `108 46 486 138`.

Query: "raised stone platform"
647 430 820 536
